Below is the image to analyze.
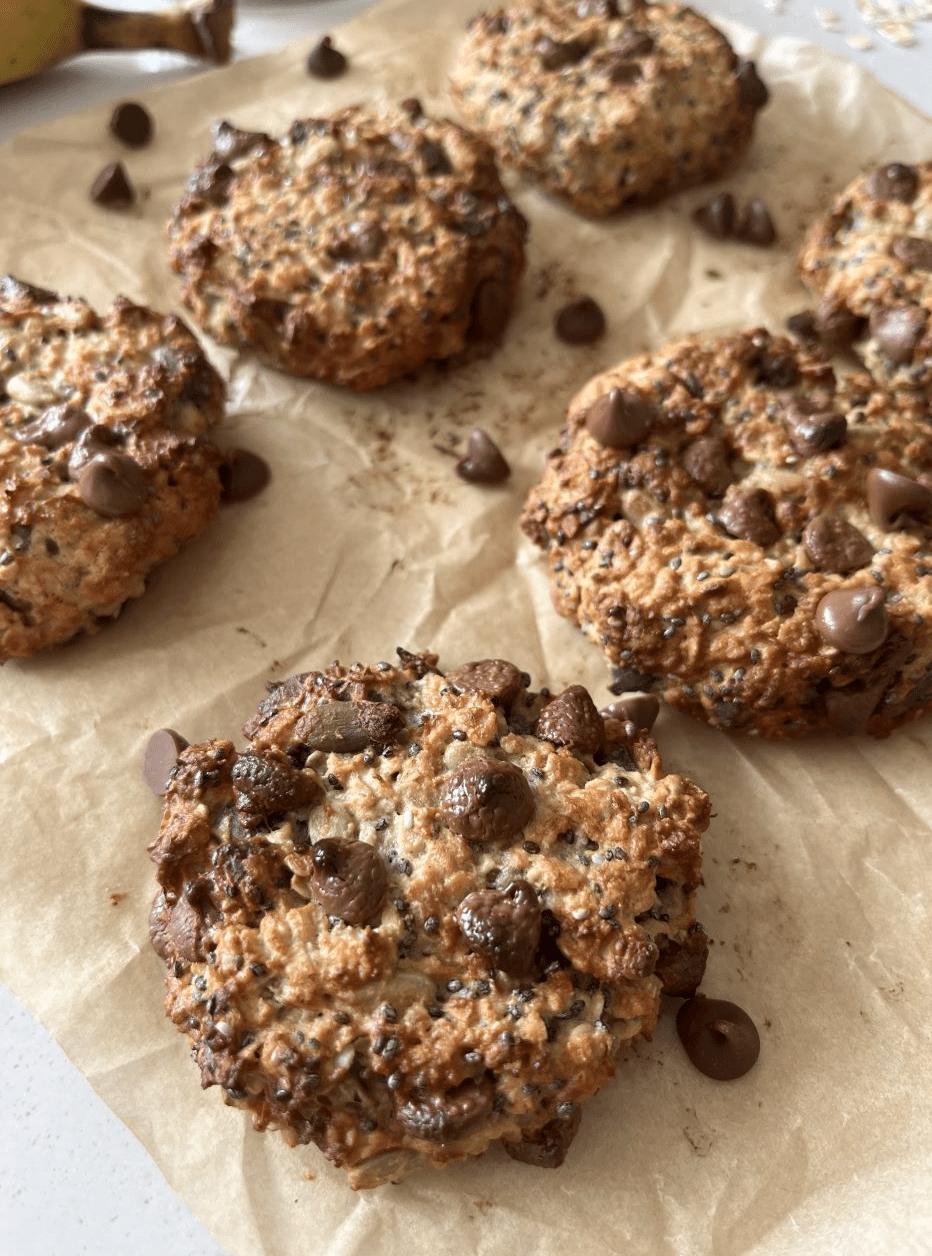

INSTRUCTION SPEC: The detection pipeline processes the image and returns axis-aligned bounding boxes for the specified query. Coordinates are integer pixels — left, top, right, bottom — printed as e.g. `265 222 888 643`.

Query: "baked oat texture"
148 649 710 1188
449 0 769 218
0 276 225 661
521 328 932 738
167 108 528 388
798 160 932 393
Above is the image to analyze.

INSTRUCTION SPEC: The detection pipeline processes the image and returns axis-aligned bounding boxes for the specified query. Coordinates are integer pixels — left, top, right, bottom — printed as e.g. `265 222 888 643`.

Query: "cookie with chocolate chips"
148 649 710 1188
798 160 932 393
521 327 932 737
167 108 527 388
449 1 768 217
0 277 225 661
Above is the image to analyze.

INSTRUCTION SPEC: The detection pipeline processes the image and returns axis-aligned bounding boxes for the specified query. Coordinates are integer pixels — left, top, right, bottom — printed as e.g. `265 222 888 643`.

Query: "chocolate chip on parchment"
815 586 888 654
220 448 271 503
869 305 928 365
231 750 320 828
600 693 659 733
676 996 760 1080
306 35 348 79
455 428 510 484
91 161 135 208
554 296 605 345
109 101 153 148
77 452 148 517
682 435 732 494
866 466 932 530
536 685 604 753
691 192 736 240
455 880 541 976
143 729 190 796
891 236 932 272
449 659 524 708
716 485 779 546
310 839 387 926
537 36 589 70
802 515 873 574
503 1103 581 1168
864 162 918 203
584 387 653 449
735 198 776 247
442 757 534 845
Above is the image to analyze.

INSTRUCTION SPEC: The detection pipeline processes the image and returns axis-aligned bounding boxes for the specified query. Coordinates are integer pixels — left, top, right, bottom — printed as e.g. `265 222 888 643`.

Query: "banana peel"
1 0 235 88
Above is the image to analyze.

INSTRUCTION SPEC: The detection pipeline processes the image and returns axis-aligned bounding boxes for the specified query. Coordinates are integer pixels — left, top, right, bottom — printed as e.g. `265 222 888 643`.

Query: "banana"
0 0 235 88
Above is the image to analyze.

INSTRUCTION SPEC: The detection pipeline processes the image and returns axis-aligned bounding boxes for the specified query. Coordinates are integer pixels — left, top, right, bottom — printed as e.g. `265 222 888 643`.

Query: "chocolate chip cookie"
167 109 528 388
449 1 768 218
798 160 932 393
521 328 932 738
148 649 710 1187
0 277 225 661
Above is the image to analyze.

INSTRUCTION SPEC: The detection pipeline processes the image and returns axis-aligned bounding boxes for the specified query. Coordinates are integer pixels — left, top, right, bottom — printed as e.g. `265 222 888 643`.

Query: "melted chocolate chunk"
784 404 847 457
891 236 932 272
814 294 865 352
442 757 534 844
600 693 659 733
109 101 153 148
91 161 135 209
395 1077 494 1144
676 996 760 1080
502 1104 581 1168
536 685 604 753
220 448 271 503
864 162 918 203
682 435 732 494
211 120 271 161
735 60 769 111
735 198 777 247
455 428 510 484
554 297 606 345
869 305 928 364
187 161 234 205
717 485 779 546
866 466 932 530
815 586 888 654
537 36 589 70
455 880 541 976
691 192 736 240
76 452 148 517
802 514 873 574
306 35 348 79
15 403 87 449
584 388 653 449
655 929 708 998
143 729 190 796
295 699 402 753
310 839 387 925
231 750 320 829
449 659 524 708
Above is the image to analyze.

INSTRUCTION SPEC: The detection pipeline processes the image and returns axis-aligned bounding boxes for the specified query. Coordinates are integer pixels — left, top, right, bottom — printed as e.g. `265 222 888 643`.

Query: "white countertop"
0 2 928 1253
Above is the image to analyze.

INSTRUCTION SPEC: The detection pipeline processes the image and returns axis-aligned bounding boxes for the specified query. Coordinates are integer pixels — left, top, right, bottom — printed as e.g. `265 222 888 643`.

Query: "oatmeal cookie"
798 160 932 393
148 649 710 1187
0 276 225 661
449 0 768 218
521 328 932 738
167 109 528 388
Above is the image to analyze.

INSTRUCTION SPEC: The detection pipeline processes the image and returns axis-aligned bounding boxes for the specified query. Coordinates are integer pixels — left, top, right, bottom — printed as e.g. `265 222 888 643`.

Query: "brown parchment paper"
2 3 932 1253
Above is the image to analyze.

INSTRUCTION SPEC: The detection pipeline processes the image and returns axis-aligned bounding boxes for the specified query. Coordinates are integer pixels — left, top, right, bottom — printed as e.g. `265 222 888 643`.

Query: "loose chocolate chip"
295 699 402 753
143 729 190 796
109 101 153 148
455 880 541 976
419 140 453 176
442 757 534 844
231 750 320 828
187 161 234 204
307 35 348 79
0 275 58 305
784 404 847 457
15 403 87 449
717 485 779 546
310 839 387 925
584 387 653 449
220 448 271 503
211 119 271 161
468 278 510 343
607 59 642 85
503 1104 582 1168
866 466 932 530
691 192 736 240
735 198 777 247
600 693 659 733
655 929 708 998
891 236 932 272
77 452 148 517
455 427 510 484
802 515 873 574
396 1077 494 1144
682 435 732 494
554 297 605 345
676 996 760 1080
91 161 135 208
608 30 654 58
735 60 769 111
449 659 524 708
869 304 929 365
537 36 589 70
865 162 918 203
814 294 865 352
536 685 604 753
815 586 888 654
